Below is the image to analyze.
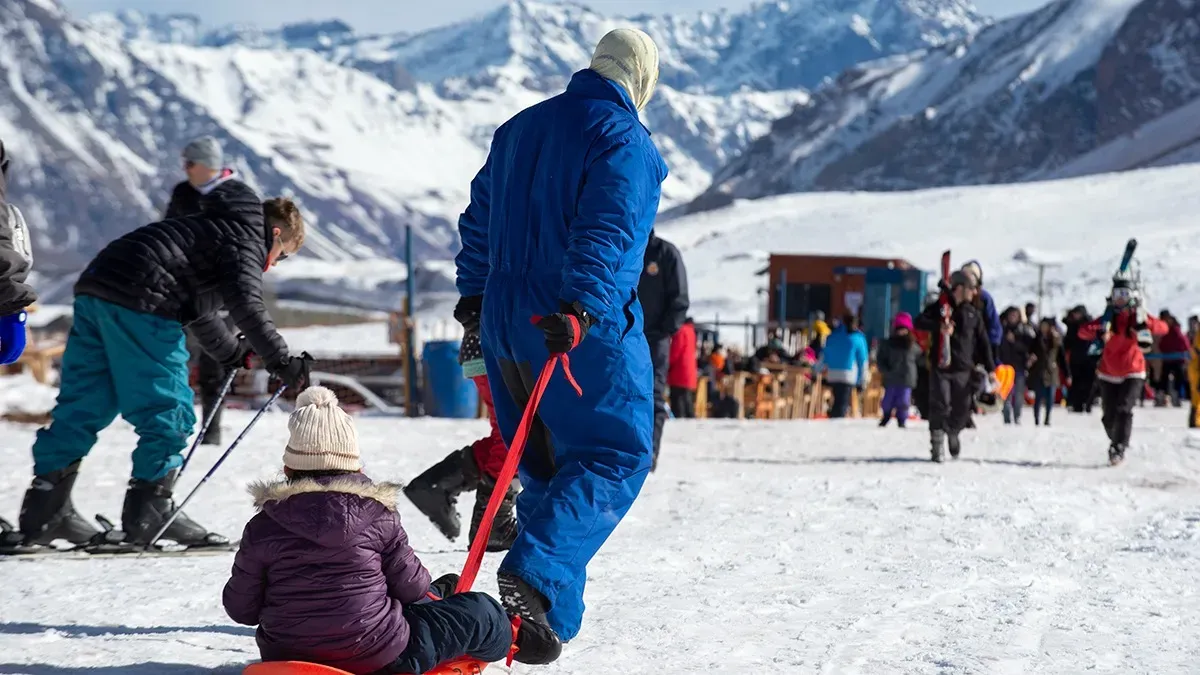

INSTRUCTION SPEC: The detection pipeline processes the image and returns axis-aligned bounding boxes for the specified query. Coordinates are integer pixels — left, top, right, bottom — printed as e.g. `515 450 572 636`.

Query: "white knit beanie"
589 28 660 112
284 386 362 472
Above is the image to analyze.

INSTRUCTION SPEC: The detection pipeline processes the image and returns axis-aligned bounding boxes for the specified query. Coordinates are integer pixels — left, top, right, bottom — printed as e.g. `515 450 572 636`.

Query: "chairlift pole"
405 224 418 417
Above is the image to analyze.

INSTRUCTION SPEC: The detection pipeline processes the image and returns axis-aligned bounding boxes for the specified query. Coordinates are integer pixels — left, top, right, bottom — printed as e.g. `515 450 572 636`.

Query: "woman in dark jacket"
1028 318 1069 426
224 387 560 673
997 307 1034 425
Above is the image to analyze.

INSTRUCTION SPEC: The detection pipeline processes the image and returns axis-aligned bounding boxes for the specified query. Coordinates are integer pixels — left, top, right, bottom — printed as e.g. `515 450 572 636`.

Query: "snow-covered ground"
662 163 1200 321
3 381 1199 673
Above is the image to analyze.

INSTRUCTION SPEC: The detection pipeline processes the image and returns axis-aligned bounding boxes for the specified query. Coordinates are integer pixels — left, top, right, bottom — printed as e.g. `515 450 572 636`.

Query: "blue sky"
60 0 1050 33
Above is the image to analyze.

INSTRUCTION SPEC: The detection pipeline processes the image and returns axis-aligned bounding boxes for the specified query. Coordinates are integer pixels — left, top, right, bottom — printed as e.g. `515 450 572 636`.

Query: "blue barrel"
421 340 478 418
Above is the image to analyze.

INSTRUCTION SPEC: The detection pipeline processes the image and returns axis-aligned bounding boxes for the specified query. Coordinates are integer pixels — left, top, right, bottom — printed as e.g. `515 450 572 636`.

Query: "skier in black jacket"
637 230 688 471
0 140 36 318
168 137 248 447
17 185 311 550
914 270 996 462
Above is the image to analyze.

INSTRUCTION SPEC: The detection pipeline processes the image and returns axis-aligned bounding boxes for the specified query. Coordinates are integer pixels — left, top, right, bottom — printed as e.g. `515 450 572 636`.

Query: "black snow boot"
17 460 100 546
121 469 228 547
1108 443 1126 467
879 413 891 428
930 430 946 463
404 446 479 541
948 432 962 459
511 614 563 665
498 571 552 627
469 475 518 552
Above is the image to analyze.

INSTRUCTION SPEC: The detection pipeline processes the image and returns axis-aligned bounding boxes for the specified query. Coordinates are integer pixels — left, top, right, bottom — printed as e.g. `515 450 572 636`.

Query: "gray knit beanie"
182 136 223 169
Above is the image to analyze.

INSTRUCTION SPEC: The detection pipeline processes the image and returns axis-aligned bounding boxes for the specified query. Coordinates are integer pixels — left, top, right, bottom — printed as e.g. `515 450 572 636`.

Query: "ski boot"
947 432 962 460
1108 443 1126 467
510 614 563 665
469 474 518 552
14 460 100 547
121 468 228 547
404 446 479 540
498 571 552 627
930 430 946 463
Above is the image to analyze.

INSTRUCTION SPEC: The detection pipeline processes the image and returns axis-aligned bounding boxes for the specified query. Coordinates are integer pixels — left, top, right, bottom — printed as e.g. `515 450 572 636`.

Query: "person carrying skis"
1076 274 1167 465
168 136 248 447
453 28 666 645
404 327 518 552
16 186 313 550
0 140 37 319
915 270 996 462
639 229 689 468
223 386 560 673
876 312 921 427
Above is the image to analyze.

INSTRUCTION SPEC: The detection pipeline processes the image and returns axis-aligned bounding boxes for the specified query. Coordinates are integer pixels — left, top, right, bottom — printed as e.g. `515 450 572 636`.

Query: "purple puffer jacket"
222 473 431 674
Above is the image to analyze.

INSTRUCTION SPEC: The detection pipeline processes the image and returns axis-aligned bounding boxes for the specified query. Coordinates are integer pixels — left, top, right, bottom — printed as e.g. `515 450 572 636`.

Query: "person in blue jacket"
451 28 666 647
962 261 1002 347
818 314 870 418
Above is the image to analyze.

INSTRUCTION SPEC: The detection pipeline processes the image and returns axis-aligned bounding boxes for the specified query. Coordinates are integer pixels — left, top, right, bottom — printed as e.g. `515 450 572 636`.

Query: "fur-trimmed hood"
247 474 402 548
248 476 400 512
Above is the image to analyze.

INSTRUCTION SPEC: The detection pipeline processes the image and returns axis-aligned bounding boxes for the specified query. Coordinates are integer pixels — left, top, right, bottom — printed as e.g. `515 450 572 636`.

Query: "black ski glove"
453 295 483 334
536 301 594 354
221 335 255 370
269 352 314 390
429 573 460 600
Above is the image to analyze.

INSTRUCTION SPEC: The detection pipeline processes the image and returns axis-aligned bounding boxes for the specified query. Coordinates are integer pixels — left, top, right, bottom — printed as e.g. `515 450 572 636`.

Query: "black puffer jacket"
915 297 995 374
164 180 204 220
638 232 689 342
876 334 921 388
74 179 288 367
0 141 37 316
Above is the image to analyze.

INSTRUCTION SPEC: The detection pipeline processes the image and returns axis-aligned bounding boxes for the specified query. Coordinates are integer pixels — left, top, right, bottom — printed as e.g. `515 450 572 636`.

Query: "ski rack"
306 371 406 416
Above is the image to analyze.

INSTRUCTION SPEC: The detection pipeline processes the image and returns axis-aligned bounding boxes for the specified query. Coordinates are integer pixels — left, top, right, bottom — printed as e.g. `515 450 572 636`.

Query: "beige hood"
588 28 660 112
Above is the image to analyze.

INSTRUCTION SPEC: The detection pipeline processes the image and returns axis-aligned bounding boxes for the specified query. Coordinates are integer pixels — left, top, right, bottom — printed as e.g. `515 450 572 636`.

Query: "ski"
937 250 953 369
0 515 238 558
1089 238 1138 356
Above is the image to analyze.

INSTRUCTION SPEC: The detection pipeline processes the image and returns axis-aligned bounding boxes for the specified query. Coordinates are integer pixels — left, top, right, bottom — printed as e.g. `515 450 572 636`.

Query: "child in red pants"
405 330 516 551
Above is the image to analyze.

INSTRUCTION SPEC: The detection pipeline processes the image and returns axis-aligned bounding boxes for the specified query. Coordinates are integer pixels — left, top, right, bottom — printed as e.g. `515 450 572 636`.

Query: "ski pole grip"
0 311 28 365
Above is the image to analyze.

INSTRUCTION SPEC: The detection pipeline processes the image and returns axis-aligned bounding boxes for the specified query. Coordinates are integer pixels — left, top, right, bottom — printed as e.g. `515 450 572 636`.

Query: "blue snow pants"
32 295 196 481
481 276 655 641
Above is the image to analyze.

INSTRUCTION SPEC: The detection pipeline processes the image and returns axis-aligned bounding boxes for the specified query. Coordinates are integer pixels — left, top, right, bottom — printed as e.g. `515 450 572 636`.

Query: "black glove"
269 352 314 390
429 573 460 600
222 335 254 370
453 295 483 334
536 301 593 354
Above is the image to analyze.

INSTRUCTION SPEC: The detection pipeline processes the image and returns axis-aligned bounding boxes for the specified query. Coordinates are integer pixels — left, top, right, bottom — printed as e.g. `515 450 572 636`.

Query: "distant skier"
1077 274 1167 465
818 313 869 418
404 325 517 552
997 306 1033 425
16 188 312 550
667 317 698 418
223 387 560 672
453 28 665 645
915 271 996 462
876 312 921 427
639 230 689 468
1062 305 1097 412
1028 317 1068 426
167 136 249 446
0 140 37 318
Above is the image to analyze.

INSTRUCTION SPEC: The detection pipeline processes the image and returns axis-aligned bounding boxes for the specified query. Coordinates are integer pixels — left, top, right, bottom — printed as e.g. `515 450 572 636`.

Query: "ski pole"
144 384 287 552
180 368 238 475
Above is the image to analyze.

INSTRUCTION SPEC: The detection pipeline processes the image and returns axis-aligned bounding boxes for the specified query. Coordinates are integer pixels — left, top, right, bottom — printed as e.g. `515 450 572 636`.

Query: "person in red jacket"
1154 312 1189 407
1077 275 1168 466
668 318 698 421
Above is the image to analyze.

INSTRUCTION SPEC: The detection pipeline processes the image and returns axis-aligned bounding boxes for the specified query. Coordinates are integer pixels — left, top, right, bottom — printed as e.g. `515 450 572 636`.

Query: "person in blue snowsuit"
962 261 1002 347
817 314 870 418
452 28 666 645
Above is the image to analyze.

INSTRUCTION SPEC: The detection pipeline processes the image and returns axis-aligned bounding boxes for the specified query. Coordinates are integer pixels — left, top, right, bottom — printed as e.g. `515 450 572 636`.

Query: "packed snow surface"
2 376 1199 672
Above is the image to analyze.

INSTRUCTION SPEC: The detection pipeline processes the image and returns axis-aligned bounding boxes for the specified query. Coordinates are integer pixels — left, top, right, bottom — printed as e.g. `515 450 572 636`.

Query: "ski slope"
663 163 1200 321
2 379 1199 673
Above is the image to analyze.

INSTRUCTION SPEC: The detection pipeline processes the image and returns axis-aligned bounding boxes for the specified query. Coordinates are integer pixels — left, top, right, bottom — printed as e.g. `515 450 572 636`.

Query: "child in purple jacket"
223 386 560 674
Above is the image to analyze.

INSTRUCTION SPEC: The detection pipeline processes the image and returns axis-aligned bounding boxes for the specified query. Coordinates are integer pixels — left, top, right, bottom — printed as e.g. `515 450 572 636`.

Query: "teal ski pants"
32 295 196 481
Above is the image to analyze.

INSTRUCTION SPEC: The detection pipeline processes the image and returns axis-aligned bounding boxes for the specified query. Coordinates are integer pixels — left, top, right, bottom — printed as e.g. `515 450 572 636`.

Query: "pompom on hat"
284 386 361 472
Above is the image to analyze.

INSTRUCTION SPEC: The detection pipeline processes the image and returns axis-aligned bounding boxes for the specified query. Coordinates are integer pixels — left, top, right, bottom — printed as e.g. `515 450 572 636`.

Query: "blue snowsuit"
980 288 1002 347
455 68 667 641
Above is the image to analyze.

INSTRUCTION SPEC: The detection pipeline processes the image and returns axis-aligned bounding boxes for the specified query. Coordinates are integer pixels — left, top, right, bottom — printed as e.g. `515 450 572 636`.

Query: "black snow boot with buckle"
16 460 100 546
469 474 518 552
121 468 227 547
510 614 563 665
404 446 480 541
498 571 552 627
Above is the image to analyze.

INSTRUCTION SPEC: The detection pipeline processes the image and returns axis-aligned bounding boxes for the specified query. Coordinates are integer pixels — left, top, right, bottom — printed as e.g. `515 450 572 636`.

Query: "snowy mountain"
662 163 1200 322
689 0 1200 212
0 0 985 309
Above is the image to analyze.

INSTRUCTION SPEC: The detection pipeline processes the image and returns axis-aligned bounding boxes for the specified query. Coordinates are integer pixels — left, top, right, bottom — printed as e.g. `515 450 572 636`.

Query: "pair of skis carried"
0 371 287 559
932 251 1015 401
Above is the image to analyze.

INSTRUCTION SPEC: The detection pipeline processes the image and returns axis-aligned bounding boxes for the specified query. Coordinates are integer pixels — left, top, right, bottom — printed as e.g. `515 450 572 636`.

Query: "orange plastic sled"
244 659 484 675
993 364 1015 401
